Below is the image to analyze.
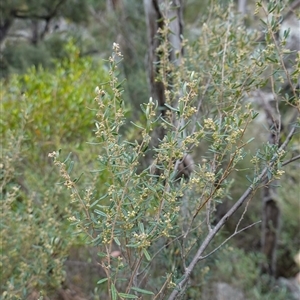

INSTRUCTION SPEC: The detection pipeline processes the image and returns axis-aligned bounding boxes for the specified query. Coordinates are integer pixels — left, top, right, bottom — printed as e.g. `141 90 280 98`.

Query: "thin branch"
235 193 253 232
153 273 173 300
199 220 261 261
168 125 297 300
282 154 300 166
284 0 300 20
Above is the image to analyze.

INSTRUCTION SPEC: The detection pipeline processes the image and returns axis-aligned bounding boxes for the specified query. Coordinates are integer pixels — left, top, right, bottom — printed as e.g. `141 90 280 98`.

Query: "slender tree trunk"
106 0 121 12
144 0 172 143
261 182 281 276
31 19 39 45
260 97 282 277
143 0 193 179
0 18 13 45
237 0 247 15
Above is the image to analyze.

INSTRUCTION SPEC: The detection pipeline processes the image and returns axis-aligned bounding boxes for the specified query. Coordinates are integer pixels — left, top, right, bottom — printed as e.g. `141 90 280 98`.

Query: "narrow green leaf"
73 172 83 183
118 293 138 299
169 15 177 22
161 117 174 128
260 18 267 25
114 237 121 246
90 199 99 208
63 152 72 163
143 248 151 261
97 252 107 258
164 103 179 112
178 120 191 133
245 175 253 183
131 287 154 295
130 121 145 130
267 169 272 180
111 283 117 300
67 160 74 174
97 278 108 285
94 209 107 217
91 235 102 244
251 111 259 119
175 275 185 284
126 243 140 248
138 222 144 233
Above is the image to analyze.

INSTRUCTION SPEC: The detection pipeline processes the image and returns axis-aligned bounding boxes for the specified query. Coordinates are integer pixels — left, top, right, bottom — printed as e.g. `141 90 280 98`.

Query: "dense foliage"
1 43 110 298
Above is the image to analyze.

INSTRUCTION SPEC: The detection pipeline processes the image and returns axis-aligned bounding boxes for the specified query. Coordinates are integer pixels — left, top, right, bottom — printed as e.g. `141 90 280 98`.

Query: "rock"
278 277 300 300
214 282 245 300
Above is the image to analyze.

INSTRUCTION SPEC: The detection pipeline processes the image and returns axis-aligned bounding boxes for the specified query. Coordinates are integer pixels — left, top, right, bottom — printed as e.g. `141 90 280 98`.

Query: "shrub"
50 2 299 296
0 42 110 299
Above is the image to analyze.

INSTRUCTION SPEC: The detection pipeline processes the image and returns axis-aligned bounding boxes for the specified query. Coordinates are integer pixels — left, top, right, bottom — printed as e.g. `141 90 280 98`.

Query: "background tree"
0 0 90 77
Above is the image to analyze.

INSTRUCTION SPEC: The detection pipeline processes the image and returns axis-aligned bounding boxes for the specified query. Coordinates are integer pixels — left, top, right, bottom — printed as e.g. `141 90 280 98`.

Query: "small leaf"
114 237 121 246
73 172 83 183
94 209 107 217
164 103 179 113
111 283 117 300
161 117 174 128
245 175 253 183
169 15 177 22
63 152 72 163
143 248 151 261
118 293 138 299
131 287 154 295
67 160 74 174
179 120 191 133
97 278 108 285
130 121 145 130
267 169 272 180
138 222 144 233
251 111 259 119
90 199 99 208
175 275 185 284
126 243 140 248
91 235 102 244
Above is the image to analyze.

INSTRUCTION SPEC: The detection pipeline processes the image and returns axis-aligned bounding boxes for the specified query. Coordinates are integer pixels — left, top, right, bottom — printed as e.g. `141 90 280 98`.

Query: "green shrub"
1 41 109 150
1 1 299 299
50 5 299 296
0 41 110 299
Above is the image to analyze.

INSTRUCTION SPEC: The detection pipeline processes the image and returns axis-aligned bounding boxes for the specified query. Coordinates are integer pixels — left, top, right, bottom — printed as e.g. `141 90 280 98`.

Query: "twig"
199 220 261 261
282 154 300 166
153 273 173 300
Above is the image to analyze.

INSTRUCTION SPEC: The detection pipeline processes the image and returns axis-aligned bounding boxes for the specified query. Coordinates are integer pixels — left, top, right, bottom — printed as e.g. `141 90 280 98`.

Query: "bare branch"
282 154 300 166
200 220 261 261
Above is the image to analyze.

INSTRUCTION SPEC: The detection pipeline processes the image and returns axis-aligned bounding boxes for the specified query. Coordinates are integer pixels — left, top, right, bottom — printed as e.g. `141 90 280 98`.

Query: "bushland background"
1 0 300 299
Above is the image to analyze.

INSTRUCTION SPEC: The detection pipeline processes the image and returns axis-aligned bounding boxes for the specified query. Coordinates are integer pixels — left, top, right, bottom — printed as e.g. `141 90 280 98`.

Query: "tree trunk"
106 0 121 12
238 0 247 15
260 97 282 277
261 186 281 276
0 17 13 44
143 0 193 179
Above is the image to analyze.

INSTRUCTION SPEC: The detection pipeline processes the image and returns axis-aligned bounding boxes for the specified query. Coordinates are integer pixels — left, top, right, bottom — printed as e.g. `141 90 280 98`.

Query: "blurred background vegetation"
1 0 299 299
